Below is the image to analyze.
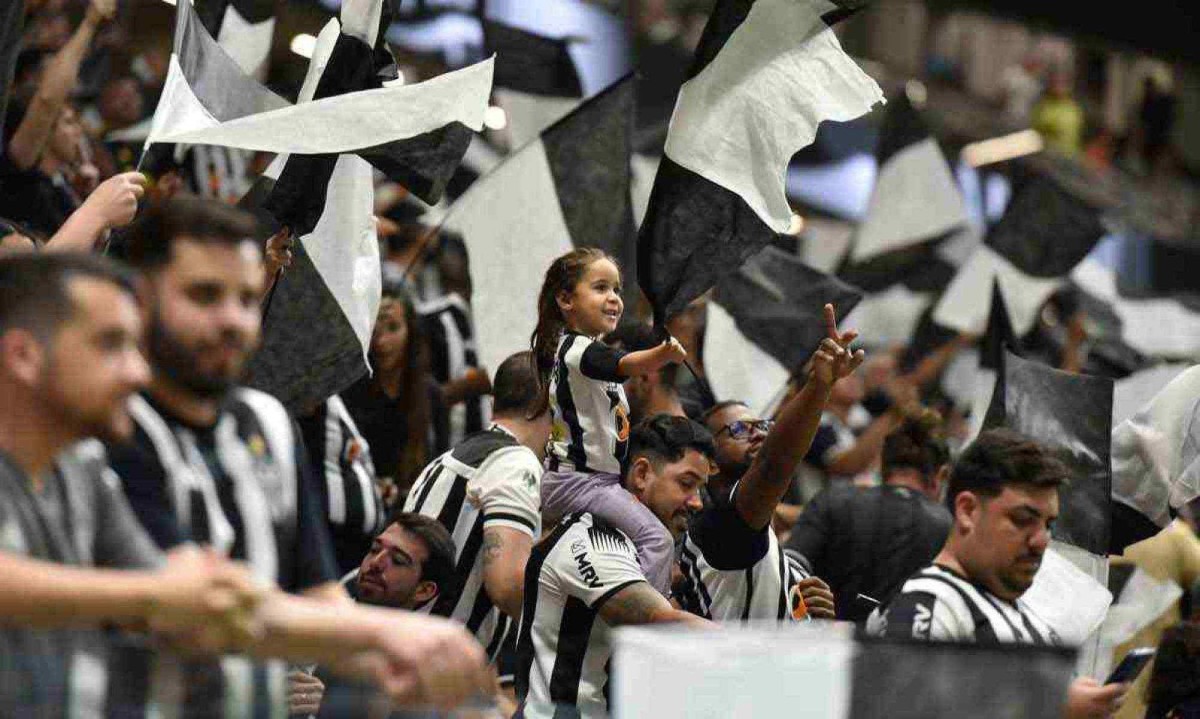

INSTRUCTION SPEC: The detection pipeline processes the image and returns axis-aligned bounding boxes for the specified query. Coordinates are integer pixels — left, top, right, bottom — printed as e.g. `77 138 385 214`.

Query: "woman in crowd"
343 285 446 505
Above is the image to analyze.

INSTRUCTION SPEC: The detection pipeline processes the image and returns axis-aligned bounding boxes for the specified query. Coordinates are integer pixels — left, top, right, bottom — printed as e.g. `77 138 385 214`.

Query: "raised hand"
84 171 146 230
264 227 294 276
86 0 118 25
810 303 865 386
660 335 688 365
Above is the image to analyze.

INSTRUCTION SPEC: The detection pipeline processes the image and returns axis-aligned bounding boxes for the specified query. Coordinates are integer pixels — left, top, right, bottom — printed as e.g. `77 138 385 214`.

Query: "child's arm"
617 337 687 379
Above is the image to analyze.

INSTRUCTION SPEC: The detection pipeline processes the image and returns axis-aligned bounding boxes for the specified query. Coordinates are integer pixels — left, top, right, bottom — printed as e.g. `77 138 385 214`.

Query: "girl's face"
372 300 409 368
557 258 623 337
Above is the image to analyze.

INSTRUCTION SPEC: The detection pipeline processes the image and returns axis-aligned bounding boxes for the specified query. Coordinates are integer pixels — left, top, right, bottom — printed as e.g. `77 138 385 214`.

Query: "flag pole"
652 321 716 410
261 267 285 317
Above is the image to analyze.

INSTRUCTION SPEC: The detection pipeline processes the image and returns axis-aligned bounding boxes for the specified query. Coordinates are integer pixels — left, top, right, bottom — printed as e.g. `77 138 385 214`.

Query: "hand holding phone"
1106 647 1155 685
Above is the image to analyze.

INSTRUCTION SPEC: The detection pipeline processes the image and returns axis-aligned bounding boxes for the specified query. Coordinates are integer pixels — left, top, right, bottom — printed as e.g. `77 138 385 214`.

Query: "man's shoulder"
685 484 769 571
546 514 637 567
537 514 643 598
877 565 978 640
453 429 522 469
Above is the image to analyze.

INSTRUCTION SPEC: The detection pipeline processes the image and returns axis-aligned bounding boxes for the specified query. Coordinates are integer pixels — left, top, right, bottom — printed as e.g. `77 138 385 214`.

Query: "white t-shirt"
404 425 543 658
514 513 646 719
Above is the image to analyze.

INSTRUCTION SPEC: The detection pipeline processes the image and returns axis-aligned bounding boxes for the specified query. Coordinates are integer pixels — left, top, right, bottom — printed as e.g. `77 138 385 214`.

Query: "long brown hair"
374 287 432 496
528 247 616 414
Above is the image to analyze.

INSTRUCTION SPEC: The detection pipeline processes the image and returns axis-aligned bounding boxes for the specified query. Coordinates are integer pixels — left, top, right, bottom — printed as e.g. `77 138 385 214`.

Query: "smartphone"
1106 647 1155 685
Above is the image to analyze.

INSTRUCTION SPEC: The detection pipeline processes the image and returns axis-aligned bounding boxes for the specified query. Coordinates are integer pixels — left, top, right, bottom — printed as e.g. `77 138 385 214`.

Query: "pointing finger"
823 303 838 341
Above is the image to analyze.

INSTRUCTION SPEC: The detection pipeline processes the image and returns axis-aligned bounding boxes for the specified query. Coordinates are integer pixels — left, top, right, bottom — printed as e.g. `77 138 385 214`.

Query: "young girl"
530 247 687 594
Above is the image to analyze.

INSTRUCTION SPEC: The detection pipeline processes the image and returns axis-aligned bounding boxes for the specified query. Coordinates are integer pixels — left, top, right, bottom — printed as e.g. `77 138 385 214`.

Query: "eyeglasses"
716 419 775 440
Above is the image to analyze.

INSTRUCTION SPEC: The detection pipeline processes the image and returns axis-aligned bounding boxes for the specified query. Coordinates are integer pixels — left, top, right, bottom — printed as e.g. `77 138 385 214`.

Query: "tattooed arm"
480 526 533 621
598 581 714 629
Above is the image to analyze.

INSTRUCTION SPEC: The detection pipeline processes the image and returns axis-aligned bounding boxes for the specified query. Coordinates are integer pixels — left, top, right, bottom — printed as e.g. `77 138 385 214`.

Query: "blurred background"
14 0 1200 299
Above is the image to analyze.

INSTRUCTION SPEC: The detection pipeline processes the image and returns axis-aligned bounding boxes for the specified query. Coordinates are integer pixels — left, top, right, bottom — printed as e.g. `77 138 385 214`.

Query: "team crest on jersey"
244 433 284 511
343 438 363 464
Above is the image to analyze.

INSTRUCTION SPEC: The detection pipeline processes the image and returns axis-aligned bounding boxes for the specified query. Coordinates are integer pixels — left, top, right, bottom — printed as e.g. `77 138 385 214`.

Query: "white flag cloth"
148 56 494 152
1111 364 1200 529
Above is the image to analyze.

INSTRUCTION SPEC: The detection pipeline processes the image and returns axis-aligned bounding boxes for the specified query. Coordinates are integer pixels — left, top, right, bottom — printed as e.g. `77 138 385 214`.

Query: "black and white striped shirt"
298 394 386 574
548 332 630 475
104 389 339 718
418 293 490 447
403 425 544 660
867 564 1059 645
514 513 645 719
677 483 811 622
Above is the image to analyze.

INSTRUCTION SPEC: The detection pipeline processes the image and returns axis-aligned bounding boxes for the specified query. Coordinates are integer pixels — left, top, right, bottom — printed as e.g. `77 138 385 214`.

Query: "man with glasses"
676 305 858 622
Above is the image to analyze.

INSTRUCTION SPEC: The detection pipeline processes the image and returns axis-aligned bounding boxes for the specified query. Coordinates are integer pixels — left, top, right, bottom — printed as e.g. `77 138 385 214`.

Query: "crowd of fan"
1 2 1200 719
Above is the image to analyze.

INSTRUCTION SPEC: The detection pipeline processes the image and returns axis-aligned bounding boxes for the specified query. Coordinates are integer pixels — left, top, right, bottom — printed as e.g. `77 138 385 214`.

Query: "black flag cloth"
713 246 863 371
933 172 1106 338
485 20 582 98
983 349 1114 556
636 0 882 325
241 0 491 412
443 75 637 377
979 281 1015 372
485 20 584 148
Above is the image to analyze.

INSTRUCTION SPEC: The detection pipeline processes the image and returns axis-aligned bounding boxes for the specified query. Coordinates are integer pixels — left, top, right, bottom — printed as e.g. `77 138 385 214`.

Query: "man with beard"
352 512 456 611
297 512 457 717
868 429 1130 718
0 253 490 716
675 305 852 622
0 252 263 717
104 195 490 716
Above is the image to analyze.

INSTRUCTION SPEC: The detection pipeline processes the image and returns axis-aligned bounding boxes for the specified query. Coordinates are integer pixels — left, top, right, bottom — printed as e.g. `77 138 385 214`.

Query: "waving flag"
485 19 583 148
1111 364 1200 552
242 0 489 412
142 0 492 180
933 174 1106 337
705 246 862 412
444 76 636 376
841 92 968 280
216 0 276 79
984 349 1114 556
637 0 883 325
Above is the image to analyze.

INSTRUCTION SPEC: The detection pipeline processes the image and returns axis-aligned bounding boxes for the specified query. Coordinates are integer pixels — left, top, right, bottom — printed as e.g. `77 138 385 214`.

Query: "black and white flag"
143 0 493 160
443 75 637 376
983 349 1115 557
933 174 1106 338
143 0 289 147
840 92 968 285
1110 364 1200 552
838 92 973 348
215 0 276 80
705 246 862 412
484 19 583 148
1071 256 1200 361
637 0 882 325
242 0 490 412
